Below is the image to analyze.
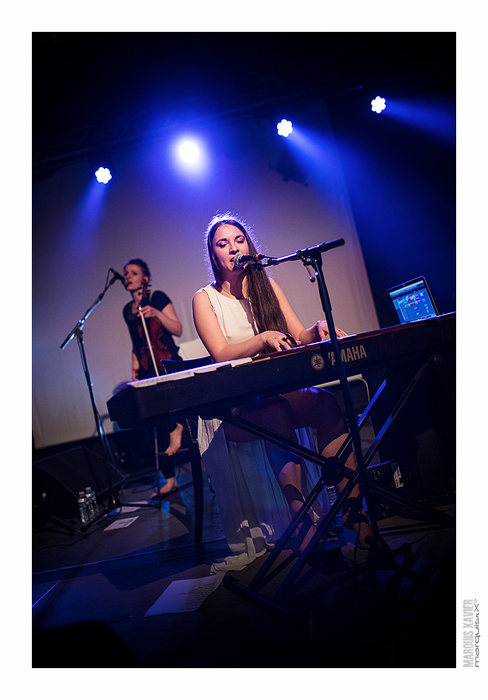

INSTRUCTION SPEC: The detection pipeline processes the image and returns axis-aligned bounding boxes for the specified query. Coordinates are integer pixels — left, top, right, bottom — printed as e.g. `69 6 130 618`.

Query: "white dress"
197 284 329 574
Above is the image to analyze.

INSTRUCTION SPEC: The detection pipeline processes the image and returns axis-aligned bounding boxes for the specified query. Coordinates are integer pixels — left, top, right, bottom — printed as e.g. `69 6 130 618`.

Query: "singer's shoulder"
193 283 215 294
192 285 214 302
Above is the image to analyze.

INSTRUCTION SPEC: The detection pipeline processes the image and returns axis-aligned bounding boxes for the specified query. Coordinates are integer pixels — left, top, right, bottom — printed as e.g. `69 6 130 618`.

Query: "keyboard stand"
222 352 454 613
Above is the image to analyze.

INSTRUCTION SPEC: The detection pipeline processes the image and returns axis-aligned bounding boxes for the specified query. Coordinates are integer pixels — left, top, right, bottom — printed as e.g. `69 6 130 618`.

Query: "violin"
136 281 171 376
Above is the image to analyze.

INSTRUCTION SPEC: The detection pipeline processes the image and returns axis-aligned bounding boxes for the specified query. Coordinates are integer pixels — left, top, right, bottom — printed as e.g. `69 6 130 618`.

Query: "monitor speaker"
33 446 124 522
366 460 424 520
365 352 455 506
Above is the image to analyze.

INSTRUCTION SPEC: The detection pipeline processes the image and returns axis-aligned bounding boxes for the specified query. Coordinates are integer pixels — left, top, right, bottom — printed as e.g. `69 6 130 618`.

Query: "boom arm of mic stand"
60 276 119 349
254 238 345 270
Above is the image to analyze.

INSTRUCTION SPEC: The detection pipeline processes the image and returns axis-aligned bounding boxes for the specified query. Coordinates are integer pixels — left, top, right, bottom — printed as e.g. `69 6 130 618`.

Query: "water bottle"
84 488 94 520
91 488 99 516
77 491 88 524
85 487 98 520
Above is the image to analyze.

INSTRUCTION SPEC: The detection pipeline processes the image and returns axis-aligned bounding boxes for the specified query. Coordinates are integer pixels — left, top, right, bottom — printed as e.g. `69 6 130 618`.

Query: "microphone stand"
61 272 171 531
60 273 124 532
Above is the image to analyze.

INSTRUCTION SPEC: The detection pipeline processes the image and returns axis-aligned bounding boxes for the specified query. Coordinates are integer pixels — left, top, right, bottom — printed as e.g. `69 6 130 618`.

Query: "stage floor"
32 457 456 668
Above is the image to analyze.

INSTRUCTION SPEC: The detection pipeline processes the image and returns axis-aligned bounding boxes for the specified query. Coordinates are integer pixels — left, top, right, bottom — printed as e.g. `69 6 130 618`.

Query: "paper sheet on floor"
144 573 225 616
104 516 139 530
120 502 147 513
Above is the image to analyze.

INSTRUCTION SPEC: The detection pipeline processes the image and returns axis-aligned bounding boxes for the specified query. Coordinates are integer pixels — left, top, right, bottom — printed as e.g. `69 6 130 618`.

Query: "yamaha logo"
311 354 325 371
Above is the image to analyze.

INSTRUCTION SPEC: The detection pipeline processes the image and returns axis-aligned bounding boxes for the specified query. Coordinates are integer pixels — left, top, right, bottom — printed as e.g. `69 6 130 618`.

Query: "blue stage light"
176 138 202 164
277 119 293 137
95 167 112 184
171 136 208 177
371 96 387 114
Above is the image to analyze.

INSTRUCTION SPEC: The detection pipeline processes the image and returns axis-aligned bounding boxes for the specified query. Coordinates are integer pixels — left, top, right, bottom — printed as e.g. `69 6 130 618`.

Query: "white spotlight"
371 96 387 114
95 167 112 184
177 139 201 164
277 119 293 137
172 136 208 176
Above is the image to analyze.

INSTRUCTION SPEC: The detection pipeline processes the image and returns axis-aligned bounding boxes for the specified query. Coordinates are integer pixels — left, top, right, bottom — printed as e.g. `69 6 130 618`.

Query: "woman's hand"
316 320 348 340
138 305 159 319
260 330 298 352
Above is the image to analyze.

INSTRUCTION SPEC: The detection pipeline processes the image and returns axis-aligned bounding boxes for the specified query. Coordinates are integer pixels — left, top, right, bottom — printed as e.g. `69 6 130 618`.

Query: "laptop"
387 276 439 324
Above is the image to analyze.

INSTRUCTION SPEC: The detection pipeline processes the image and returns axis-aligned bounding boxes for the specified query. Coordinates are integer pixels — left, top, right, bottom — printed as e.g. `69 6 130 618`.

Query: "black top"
123 290 182 378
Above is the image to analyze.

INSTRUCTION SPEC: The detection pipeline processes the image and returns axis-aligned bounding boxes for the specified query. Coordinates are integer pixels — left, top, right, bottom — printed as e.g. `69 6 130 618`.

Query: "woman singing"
192 215 372 572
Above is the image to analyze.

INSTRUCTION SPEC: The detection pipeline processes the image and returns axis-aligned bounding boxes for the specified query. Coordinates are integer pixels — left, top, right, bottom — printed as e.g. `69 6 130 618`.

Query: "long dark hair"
205 214 289 338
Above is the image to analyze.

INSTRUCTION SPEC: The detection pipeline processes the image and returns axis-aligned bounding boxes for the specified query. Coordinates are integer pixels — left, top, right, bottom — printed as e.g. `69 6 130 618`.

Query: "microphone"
233 253 265 268
110 268 125 284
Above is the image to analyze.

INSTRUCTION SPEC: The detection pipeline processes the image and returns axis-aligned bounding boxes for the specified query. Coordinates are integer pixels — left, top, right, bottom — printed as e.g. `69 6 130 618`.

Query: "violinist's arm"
158 303 183 336
139 303 183 337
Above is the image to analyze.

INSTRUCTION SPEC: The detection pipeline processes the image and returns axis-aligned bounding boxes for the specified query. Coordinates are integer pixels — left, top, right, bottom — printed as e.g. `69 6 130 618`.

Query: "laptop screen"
387 276 439 324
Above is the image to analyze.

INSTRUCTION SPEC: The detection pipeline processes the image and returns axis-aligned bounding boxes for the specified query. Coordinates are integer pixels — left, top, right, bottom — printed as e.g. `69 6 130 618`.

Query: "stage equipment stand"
60 271 164 534
223 240 455 613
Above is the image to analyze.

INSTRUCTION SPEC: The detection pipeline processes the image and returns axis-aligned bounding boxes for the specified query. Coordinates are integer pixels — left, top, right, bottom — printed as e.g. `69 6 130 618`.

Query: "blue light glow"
171 136 208 177
177 139 201 164
171 135 209 180
384 98 455 145
95 167 112 184
371 96 387 114
277 119 293 137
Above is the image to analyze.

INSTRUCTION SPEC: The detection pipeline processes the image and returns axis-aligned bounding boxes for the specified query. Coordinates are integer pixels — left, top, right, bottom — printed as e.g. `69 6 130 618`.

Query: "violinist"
123 258 184 496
